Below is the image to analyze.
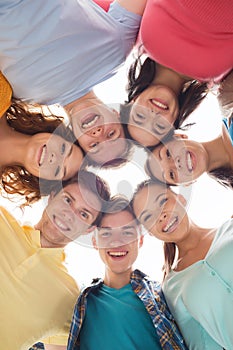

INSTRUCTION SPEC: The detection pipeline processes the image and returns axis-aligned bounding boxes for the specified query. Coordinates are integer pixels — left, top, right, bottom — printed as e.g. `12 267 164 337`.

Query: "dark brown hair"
209 166 233 190
0 99 77 206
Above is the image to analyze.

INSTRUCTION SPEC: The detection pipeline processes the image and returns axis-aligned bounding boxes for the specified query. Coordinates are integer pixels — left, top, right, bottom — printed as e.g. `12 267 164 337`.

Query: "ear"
174 133 188 139
139 234 144 248
86 225 96 234
92 233 98 251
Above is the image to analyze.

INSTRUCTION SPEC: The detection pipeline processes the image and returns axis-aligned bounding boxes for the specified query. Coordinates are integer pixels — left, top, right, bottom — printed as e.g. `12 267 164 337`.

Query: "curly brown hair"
0 98 77 206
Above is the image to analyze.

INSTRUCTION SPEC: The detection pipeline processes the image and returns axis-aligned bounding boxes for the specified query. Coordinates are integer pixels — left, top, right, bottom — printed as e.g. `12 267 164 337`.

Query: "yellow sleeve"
42 335 68 346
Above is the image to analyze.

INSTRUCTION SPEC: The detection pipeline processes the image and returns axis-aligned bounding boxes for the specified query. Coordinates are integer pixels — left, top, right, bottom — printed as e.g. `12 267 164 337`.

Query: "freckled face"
128 85 179 147
24 133 83 180
146 138 208 184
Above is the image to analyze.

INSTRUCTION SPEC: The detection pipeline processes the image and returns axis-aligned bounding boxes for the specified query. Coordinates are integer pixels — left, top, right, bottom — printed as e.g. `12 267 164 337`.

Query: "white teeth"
151 99 168 110
39 145 46 166
187 152 193 171
54 216 69 231
82 115 99 129
109 251 127 257
163 217 178 232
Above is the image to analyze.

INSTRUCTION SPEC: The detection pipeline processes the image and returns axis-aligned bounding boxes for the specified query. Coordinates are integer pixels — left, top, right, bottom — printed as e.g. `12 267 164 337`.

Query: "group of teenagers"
0 0 233 349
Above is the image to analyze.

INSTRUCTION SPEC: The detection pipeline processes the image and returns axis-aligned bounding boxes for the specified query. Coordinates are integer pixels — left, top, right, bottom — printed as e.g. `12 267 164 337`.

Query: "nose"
62 209 74 223
109 239 124 248
49 152 57 164
159 212 167 223
90 126 104 137
175 156 182 169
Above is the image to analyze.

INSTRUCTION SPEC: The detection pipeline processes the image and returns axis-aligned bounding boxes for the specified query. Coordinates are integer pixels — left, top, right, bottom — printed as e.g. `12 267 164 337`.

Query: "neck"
177 221 210 255
152 64 189 95
104 268 132 289
203 133 232 171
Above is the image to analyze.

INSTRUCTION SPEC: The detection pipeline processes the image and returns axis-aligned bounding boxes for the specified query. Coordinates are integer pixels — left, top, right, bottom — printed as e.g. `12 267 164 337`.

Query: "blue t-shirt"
79 283 161 349
0 0 141 106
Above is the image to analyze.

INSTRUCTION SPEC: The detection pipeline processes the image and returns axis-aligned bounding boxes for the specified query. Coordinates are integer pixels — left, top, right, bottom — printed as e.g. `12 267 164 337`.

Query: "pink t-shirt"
139 0 233 82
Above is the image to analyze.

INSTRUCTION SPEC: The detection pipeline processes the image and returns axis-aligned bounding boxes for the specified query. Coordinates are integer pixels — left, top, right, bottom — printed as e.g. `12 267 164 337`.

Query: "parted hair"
0 98 77 206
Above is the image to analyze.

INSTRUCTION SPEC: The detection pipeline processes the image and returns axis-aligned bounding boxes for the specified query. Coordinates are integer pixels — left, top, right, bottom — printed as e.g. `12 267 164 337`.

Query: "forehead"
100 210 136 229
58 183 101 210
134 183 167 211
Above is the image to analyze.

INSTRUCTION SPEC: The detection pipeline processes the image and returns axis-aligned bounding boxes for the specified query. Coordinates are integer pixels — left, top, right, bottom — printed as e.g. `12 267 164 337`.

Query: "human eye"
166 149 171 158
159 197 168 207
108 130 115 139
79 210 90 220
99 230 111 238
169 170 175 180
63 194 72 205
61 142 66 155
89 142 99 153
123 230 135 236
55 166 60 177
143 213 152 223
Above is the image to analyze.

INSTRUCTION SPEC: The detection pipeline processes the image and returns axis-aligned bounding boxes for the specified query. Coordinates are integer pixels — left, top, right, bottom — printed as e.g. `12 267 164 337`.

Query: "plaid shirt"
67 269 188 350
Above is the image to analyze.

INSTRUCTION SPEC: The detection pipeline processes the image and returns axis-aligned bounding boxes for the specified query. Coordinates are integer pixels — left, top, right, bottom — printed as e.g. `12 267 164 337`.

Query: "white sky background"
1 53 233 286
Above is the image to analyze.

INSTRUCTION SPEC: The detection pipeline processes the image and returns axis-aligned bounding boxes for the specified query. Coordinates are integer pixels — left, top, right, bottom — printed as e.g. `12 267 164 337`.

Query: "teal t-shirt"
163 219 233 350
79 283 161 349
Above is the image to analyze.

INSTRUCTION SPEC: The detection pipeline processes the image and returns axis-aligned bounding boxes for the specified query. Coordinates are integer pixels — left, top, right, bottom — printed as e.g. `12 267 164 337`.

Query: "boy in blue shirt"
68 196 187 350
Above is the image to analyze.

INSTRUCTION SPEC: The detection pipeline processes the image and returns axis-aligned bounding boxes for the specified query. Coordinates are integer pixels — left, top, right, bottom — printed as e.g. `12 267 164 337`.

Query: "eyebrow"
55 166 60 177
63 145 73 178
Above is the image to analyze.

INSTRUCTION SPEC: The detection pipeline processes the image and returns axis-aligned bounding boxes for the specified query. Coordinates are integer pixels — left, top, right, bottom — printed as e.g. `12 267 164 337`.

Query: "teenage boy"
68 196 187 350
0 170 110 350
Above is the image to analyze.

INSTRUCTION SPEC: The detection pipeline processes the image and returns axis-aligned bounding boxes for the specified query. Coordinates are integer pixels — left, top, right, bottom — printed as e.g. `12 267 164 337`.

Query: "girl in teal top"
132 179 233 350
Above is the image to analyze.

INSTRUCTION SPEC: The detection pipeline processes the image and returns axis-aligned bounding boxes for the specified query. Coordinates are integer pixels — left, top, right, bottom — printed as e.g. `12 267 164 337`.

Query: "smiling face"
39 182 102 247
93 210 143 279
70 101 127 163
133 182 189 242
24 133 83 180
128 85 179 147
146 137 209 185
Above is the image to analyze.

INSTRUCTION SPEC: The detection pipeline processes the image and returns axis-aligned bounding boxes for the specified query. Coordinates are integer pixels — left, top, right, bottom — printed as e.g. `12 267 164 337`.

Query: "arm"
44 346 66 350
116 0 147 15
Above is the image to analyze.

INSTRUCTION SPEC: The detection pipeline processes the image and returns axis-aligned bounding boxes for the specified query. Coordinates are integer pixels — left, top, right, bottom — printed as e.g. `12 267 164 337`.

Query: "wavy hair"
0 99 77 206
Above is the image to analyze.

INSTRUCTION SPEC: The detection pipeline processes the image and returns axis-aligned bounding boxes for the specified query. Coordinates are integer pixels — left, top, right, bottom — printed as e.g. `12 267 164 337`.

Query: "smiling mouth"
39 145 46 166
108 251 128 258
81 114 100 129
186 151 195 172
150 99 169 111
162 216 179 233
53 215 70 232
